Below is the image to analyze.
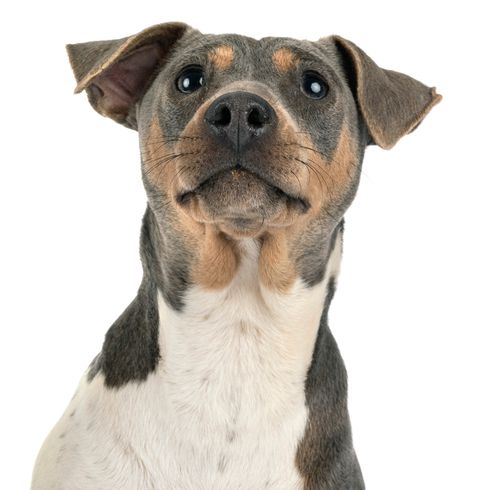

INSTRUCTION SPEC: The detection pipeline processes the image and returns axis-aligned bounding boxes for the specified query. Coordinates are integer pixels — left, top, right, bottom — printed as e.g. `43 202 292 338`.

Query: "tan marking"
323 124 357 200
287 123 356 216
208 45 234 70
258 231 297 293
144 116 180 192
192 227 239 289
272 48 298 73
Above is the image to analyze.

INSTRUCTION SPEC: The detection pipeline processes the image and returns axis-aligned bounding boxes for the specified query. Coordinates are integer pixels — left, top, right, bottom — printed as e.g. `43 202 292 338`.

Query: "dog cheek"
140 116 181 199
278 125 359 286
325 124 362 217
172 101 215 192
140 117 203 234
304 124 359 216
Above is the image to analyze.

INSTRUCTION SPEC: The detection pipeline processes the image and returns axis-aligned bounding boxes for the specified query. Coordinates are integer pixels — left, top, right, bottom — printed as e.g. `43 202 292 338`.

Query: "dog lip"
272 186 311 213
176 190 195 206
176 167 311 213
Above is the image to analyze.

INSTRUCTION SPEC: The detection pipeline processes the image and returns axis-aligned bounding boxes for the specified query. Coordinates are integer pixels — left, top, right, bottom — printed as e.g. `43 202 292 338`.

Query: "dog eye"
302 72 328 99
176 66 205 94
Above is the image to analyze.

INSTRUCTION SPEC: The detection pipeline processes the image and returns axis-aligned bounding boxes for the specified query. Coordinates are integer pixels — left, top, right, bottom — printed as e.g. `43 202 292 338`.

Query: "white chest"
33 238 341 489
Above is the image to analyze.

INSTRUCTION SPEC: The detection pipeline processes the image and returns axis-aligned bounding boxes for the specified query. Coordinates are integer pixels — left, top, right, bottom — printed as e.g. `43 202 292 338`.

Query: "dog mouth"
175 166 310 233
177 167 310 210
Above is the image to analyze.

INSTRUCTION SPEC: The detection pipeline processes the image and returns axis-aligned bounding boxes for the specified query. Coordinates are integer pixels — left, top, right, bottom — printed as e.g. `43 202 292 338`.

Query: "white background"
1 1 489 488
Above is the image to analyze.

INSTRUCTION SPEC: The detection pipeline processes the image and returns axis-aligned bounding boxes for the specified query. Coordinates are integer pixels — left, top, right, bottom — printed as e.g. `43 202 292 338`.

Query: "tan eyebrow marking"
272 48 298 73
208 45 234 70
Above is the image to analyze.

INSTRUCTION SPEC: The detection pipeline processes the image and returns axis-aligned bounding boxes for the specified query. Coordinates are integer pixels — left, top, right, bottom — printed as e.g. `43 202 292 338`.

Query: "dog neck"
152 204 342 358
151 212 343 426
92 205 343 388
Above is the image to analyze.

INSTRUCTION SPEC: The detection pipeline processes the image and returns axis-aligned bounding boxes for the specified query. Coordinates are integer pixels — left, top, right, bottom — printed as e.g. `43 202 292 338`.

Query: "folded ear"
66 22 191 129
329 36 442 149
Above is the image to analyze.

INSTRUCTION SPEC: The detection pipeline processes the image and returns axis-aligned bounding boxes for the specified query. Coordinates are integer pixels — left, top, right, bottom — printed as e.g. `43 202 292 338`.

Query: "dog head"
67 23 441 294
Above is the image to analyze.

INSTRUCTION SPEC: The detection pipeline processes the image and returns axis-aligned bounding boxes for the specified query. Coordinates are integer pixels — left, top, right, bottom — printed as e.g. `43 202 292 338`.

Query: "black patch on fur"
296 301 365 489
88 208 169 388
99 278 160 388
295 223 364 488
86 354 100 381
298 217 345 288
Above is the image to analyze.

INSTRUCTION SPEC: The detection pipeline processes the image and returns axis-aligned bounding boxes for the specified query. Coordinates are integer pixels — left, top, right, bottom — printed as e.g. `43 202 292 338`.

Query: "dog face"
67 23 440 295
141 35 363 240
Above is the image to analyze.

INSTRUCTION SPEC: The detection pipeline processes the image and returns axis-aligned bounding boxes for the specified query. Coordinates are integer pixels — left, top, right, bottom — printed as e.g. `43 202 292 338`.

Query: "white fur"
32 236 342 489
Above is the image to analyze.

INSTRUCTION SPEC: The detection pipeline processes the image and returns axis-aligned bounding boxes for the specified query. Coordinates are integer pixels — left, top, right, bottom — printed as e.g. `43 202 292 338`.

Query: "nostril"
247 106 268 129
211 105 232 127
204 93 276 147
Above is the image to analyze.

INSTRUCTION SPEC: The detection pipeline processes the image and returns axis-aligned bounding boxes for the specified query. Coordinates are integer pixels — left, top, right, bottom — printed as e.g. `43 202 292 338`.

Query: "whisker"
143 135 204 145
169 165 191 190
287 155 330 194
143 155 181 177
283 142 333 161
142 152 197 177
289 168 303 196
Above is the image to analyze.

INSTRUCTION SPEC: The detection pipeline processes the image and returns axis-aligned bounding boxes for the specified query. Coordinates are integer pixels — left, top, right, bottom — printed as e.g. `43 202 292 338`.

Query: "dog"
31 22 441 489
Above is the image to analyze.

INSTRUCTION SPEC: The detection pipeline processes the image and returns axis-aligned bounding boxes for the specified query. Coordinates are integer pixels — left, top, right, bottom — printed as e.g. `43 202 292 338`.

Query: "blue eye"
176 66 204 93
302 72 328 99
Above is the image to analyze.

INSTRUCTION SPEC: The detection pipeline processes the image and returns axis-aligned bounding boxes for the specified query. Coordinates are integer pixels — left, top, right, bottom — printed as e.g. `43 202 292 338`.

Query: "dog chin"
214 216 268 238
176 168 309 237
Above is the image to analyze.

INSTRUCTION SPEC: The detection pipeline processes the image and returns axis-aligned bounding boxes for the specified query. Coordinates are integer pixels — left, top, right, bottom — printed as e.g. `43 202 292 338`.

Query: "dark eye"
176 66 204 93
302 72 328 99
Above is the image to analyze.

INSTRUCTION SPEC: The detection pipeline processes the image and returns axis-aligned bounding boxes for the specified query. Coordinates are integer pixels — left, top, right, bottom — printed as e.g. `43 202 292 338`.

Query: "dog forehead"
173 32 336 74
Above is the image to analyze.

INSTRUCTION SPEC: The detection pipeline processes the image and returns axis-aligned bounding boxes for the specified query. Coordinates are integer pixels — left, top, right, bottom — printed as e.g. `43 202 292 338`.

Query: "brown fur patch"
192 226 239 289
294 123 356 214
272 48 298 73
324 124 357 200
208 45 234 70
143 116 180 192
258 231 296 293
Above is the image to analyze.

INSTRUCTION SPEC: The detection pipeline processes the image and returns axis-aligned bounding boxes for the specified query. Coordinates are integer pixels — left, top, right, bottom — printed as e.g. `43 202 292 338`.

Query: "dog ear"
66 23 191 129
329 36 442 149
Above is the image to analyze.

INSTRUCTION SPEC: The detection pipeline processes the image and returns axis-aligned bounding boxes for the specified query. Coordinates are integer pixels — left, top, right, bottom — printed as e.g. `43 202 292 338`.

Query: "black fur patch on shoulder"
100 279 160 388
86 354 101 382
86 206 193 388
92 278 160 388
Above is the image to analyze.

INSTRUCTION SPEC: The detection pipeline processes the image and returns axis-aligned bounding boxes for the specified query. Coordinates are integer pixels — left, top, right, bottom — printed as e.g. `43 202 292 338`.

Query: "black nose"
204 91 276 150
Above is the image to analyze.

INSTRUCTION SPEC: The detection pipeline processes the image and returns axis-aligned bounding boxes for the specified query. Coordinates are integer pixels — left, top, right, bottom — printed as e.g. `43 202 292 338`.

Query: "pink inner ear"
92 43 164 115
